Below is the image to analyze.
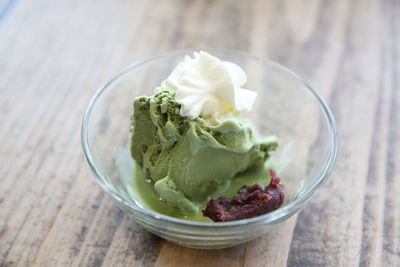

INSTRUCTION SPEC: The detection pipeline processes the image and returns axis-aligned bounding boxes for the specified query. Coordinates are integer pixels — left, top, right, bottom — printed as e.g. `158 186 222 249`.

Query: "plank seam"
0 0 18 26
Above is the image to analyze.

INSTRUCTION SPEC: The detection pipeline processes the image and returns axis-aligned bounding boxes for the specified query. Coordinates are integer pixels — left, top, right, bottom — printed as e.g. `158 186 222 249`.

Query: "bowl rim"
81 48 338 228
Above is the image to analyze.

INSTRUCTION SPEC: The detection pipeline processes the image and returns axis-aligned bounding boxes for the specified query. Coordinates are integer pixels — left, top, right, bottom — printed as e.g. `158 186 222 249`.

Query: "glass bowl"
81 49 338 249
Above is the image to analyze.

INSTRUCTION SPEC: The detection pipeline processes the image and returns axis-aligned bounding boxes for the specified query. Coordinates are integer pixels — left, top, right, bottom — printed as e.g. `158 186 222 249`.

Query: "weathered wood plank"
17 0 190 266
288 0 383 265
381 1 400 265
0 0 17 24
359 1 395 265
32 168 106 266
244 216 298 267
155 242 246 267
101 216 164 266
0 0 152 265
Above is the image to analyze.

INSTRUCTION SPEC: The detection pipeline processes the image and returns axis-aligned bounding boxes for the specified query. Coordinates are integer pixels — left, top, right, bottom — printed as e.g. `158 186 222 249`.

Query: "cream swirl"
161 51 257 124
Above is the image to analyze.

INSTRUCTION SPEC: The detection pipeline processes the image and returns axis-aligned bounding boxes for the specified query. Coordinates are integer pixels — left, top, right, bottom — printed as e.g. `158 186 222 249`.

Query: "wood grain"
0 0 399 266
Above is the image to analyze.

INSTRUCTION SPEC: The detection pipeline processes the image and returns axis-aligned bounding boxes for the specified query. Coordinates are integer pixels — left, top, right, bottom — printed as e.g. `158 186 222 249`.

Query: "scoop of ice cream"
161 51 257 124
130 89 278 214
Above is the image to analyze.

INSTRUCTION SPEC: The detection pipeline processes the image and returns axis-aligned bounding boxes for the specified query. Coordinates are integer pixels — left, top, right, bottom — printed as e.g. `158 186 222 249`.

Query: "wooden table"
1 0 399 266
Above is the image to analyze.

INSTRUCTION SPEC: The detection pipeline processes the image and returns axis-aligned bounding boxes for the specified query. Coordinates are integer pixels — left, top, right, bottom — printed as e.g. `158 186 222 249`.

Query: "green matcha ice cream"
130 89 278 214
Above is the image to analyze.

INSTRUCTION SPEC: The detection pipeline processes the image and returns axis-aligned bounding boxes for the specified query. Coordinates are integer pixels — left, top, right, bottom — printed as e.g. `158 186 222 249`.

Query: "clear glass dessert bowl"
81 49 338 249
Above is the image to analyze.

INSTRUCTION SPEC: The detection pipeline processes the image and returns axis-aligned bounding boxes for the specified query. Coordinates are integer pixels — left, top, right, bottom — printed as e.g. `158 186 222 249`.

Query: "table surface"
1 0 399 266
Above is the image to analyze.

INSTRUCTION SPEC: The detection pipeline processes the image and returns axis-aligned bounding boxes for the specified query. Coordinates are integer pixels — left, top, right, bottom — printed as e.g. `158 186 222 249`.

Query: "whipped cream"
161 51 257 124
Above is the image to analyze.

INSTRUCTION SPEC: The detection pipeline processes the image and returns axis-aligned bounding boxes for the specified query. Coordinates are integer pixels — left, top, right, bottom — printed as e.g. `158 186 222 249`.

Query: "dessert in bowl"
81 49 338 248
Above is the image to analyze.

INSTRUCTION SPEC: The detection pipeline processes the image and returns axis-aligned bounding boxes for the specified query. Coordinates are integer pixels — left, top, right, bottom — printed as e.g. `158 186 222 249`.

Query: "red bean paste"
202 169 285 222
